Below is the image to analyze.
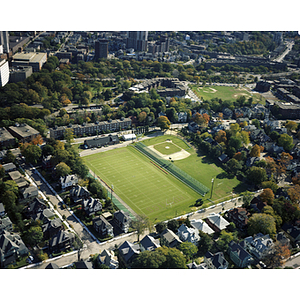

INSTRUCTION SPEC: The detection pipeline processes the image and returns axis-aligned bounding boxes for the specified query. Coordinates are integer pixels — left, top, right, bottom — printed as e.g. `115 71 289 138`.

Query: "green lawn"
83 134 247 221
143 134 246 201
190 84 263 103
83 146 201 222
153 141 182 155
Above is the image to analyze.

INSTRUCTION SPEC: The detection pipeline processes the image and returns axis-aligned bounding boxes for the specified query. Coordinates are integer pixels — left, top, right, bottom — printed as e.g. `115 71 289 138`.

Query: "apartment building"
50 118 132 139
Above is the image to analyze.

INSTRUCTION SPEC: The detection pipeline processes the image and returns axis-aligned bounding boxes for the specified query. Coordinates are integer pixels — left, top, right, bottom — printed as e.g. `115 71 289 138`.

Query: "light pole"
111 184 114 200
210 178 214 200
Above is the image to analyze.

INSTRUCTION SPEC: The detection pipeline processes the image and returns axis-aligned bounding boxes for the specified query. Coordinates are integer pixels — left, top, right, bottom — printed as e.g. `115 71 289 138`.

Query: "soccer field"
83 146 201 222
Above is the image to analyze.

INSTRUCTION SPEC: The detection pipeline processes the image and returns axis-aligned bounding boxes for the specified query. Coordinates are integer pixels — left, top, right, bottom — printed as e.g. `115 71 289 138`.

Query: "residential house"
276 231 291 249
98 249 119 269
250 197 267 213
33 208 56 224
60 174 78 190
228 240 254 268
42 218 64 240
118 241 140 265
190 219 215 235
246 157 260 167
45 262 59 269
24 197 47 219
281 223 300 245
49 230 75 252
186 261 208 269
82 198 102 217
0 203 5 218
2 163 17 173
218 153 229 163
93 215 114 237
140 235 160 252
204 251 228 269
222 107 233 119
177 112 188 123
206 212 230 233
225 207 249 231
160 228 182 248
19 185 39 204
113 210 131 233
242 233 274 260
42 155 54 170
244 124 257 132
8 170 29 189
177 224 200 245
188 121 199 133
69 185 90 203
0 217 13 234
74 259 93 269
0 230 29 268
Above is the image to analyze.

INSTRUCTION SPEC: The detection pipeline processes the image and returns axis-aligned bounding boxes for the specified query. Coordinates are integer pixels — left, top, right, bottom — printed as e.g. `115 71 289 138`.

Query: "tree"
138 111 147 123
131 215 151 242
259 188 275 205
155 222 167 234
241 191 253 209
167 219 179 232
64 128 74 144
247 213 277 239
214 130 227 144
197 232 213 256
178 242 198 261
21 144 42 164
24 225 43 246
285 120 298 132
0 165 4 179
216 230 236 252
131 250 166 269
247 166 267 185
277 133 294 151
228 135 242 151
287 184 300 205
155 246 187 269
249 144 261 157
240 130 250 145
264 242 290 268
31 134 44 145
157 116 171 131
226 158 242 175
55 162 71 177
262 205 282 229
261 181 278 193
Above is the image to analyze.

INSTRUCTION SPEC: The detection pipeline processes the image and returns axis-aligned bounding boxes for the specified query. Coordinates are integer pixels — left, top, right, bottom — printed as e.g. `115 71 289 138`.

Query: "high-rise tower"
126 31 148 52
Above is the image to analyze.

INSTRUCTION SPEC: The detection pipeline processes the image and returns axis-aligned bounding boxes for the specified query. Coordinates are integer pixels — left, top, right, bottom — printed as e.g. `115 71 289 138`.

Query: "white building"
0 59 9 87
121 133 136 141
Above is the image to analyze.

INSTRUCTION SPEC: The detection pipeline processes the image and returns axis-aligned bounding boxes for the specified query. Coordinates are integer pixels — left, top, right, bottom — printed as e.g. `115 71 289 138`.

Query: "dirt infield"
148 143 190 160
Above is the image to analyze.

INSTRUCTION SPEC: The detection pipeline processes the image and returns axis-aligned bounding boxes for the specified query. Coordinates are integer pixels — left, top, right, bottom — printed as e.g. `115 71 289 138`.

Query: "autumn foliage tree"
249 144 261 157
31 134 44 145
214 130 227 144
157 116 171 130
259 188 275 205
287 184 300 205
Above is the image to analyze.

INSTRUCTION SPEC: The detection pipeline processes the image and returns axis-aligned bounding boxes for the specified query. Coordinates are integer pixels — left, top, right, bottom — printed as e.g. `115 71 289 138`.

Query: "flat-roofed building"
0 59 9 87
9 66 32 83
0 127 16 149
8 123 40 143
50 118 131 140
11 52 47 72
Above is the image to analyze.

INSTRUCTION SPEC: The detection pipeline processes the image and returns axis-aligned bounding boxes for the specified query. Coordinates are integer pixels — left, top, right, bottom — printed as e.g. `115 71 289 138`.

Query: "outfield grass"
190 84 263 104
83 146 201 222
143 135 246 201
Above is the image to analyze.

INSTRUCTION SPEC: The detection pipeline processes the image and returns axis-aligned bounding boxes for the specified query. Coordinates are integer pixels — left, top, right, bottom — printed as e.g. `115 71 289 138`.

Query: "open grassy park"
83 134 246 222
190 84 264 104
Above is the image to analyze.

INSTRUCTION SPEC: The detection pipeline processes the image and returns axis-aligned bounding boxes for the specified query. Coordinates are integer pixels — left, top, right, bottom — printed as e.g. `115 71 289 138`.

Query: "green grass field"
153 141 182 155
83 134 247 222
190 84 264 104
83 146 201 222
142 135 246 201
